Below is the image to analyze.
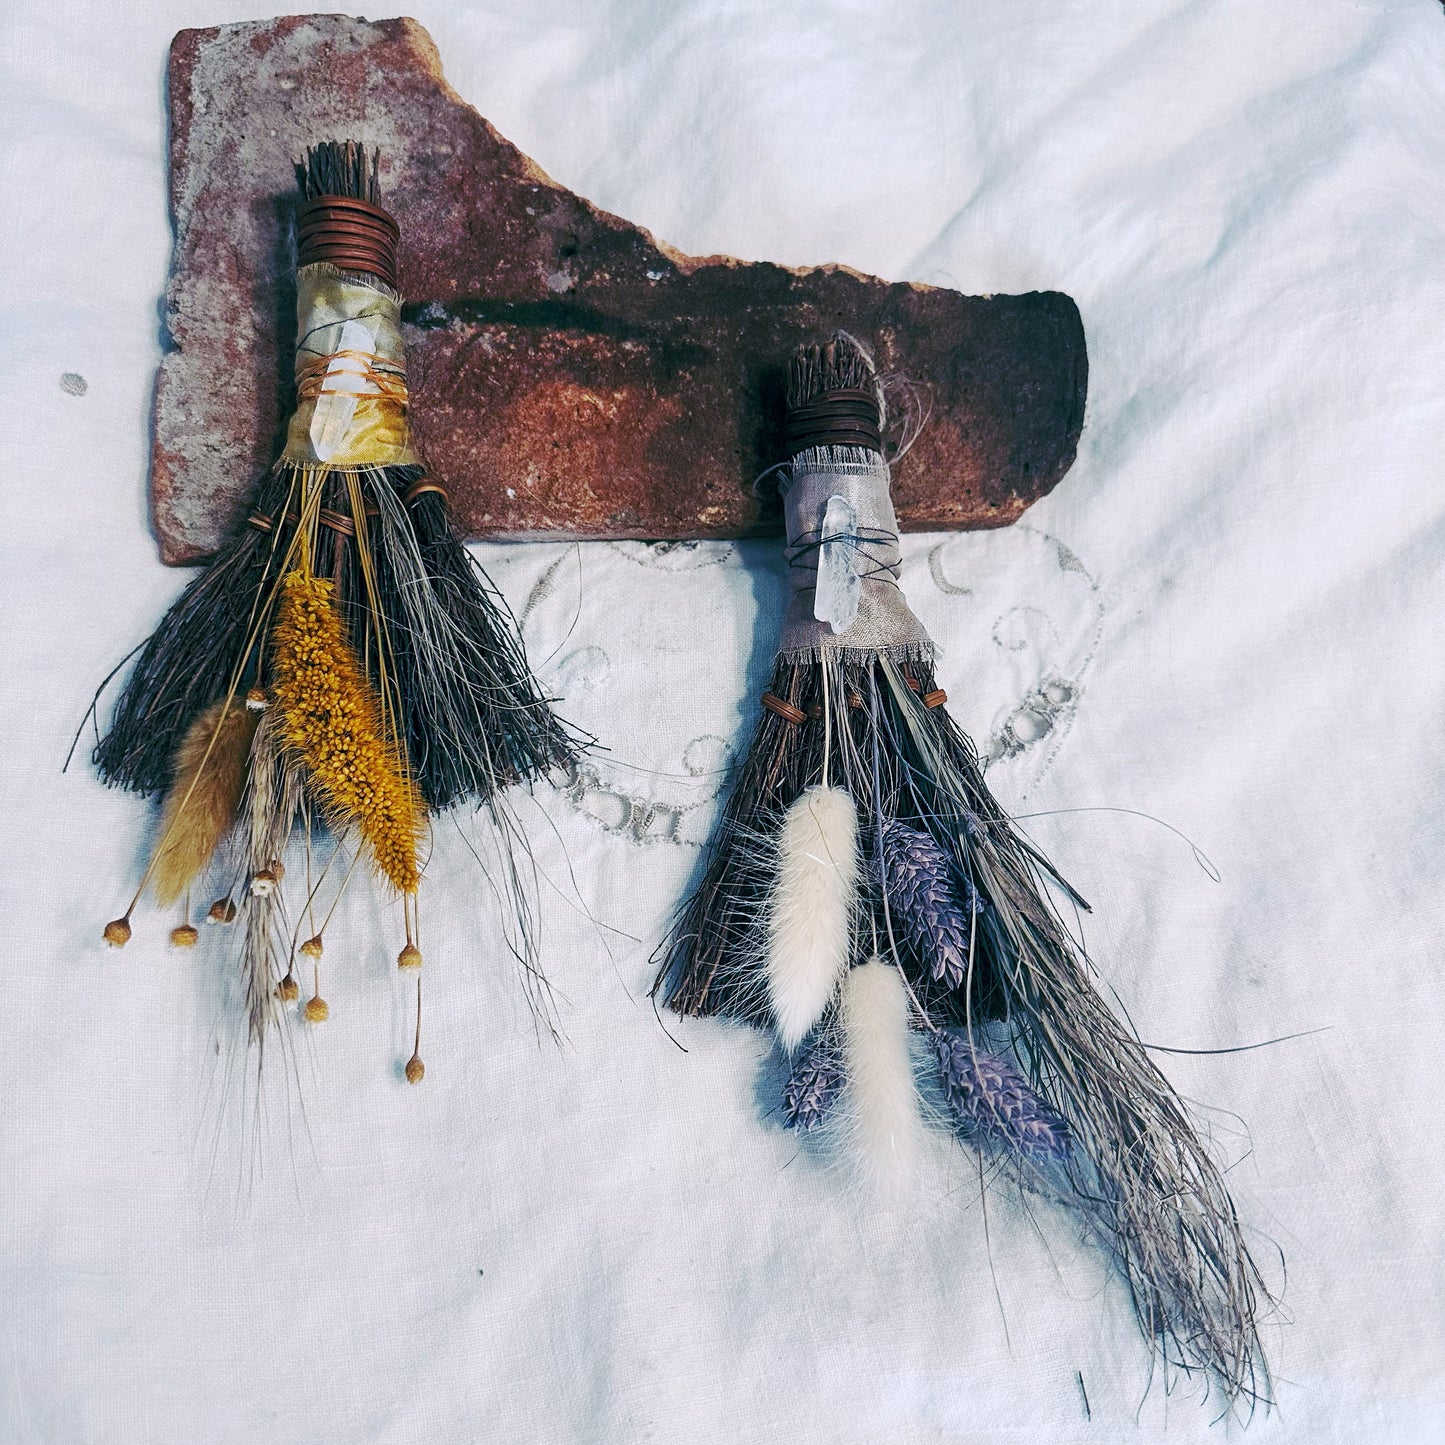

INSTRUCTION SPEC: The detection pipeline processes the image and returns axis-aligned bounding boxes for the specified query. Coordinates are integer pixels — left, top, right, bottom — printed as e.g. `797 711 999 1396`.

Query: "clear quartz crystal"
309 318 379 462
814 492 861 634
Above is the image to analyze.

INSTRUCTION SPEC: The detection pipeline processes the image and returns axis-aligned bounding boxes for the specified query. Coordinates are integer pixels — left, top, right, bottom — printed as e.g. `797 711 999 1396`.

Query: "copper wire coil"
296 195 401 289
297 195 400 237
296 217 399 248
301 246 397 278
296 227 397 257
401 479 450 506
298 244 399 286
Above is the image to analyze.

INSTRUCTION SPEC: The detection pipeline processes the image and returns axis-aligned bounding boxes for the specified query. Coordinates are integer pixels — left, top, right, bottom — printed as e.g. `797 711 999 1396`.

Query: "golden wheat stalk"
148 699 260 907
270 563 423 894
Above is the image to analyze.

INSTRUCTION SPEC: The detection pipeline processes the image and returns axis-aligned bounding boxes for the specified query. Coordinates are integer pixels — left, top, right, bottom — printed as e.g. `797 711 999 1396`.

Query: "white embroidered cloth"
1 3 1441 1440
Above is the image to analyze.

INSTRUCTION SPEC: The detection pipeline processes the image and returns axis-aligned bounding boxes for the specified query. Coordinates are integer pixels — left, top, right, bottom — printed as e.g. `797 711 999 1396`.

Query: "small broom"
656 332 1273 1405
88 141 583 1077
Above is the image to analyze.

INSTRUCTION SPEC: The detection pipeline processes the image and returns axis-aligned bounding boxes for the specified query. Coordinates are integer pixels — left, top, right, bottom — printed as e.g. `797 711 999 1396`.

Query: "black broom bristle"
93 142 583 808
90 466 298 793
398 489 585 806
656 329 1274 1407
296 139 379 203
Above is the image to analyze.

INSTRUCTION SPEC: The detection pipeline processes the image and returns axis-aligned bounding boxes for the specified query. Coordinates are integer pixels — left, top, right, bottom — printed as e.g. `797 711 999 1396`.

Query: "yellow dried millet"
271 567 424 894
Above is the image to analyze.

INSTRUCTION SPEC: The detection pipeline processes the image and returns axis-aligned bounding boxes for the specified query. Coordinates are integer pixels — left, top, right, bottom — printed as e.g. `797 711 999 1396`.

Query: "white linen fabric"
2 2 1443 1440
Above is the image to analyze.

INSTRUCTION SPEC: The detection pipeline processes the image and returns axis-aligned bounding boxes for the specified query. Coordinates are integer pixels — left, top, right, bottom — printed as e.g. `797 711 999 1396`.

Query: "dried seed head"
935 1032 1071 1161
881 820 983 990
276 973 300 1002
405 1054 425 1084
299 936 324 959
303 995 329 1024
103 917 132 947
269 859 286 883
245 687 268 711
249 869 278 897
169 924 199 948
208 898 237 924
397 943 422 971
782 1039 844 1132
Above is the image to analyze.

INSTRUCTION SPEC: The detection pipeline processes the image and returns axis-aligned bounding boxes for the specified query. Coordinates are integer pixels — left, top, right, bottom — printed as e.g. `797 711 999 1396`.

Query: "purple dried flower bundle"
881 820 982 989
935 1030 1070 1161
782 1039 844 1132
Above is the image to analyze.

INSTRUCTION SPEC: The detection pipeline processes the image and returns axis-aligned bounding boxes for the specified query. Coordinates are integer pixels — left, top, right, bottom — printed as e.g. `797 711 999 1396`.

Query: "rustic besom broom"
87 141 582 1078
656 332 1273 1405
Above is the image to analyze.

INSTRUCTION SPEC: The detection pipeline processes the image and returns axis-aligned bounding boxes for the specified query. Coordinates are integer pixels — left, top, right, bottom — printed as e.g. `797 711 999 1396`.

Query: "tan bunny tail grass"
149 700 260 907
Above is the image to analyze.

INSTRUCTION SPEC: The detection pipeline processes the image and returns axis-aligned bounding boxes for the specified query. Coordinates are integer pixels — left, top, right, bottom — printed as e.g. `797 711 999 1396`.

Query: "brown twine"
247 501 379 536
760 682 935 721
760 692 807 725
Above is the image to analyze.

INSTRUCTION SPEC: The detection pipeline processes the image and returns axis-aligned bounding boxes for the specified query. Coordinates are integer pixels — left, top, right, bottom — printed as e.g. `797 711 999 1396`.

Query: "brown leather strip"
248 511 273 532
783 386 883 453
318 508 356 537
760 691 806 725
923 689 948 709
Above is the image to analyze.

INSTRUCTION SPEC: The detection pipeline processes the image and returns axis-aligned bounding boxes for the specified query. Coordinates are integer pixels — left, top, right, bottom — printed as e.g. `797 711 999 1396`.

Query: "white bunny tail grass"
839 958 922 1194
766 786 859 1051
657 330 1273 1408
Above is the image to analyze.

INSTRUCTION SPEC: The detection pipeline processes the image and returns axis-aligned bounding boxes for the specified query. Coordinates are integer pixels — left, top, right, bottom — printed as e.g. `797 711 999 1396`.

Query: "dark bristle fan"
85 140 584 1079
656 331 1274 1407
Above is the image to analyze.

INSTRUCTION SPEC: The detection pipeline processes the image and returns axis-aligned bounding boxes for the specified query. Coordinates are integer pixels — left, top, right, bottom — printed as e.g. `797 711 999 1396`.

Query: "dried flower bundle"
782 1038 844 1133
85 141 584 1078
657 332 1274 1406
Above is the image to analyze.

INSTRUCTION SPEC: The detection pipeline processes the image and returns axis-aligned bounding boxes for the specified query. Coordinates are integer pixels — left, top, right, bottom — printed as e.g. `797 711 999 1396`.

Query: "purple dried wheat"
783 1040 844 1132
935 1030 1070 1161
881 820 982 989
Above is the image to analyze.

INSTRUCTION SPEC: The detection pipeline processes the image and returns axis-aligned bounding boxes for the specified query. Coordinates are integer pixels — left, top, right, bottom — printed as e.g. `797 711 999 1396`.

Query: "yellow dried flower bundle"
271 566 424 894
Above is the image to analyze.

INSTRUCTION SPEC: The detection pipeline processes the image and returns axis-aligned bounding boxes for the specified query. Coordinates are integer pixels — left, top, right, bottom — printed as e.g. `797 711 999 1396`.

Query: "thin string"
783 526 901 587
294 350 409 406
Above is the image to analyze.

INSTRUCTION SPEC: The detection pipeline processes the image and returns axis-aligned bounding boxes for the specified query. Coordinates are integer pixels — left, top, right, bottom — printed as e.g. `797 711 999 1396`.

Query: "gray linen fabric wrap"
779 452 935 661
